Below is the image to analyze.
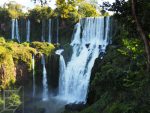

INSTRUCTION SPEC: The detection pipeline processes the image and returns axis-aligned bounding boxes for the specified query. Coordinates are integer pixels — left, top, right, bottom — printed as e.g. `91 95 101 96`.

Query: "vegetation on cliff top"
0 37 55 89
30 41 55 56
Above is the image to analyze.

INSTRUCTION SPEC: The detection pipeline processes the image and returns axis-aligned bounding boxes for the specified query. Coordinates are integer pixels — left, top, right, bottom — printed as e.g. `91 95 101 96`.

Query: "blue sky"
0 0 116 10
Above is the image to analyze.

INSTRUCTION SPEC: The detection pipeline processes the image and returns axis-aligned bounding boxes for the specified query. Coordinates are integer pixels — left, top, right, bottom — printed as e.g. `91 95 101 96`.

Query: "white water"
26 19 30 42
58 17 110 103
11 19 20 42
15 19 20 42
41 20 45 42
32 55 35 97
55 49 66 95
11 19 15 39
41 54 48 101
48 19 52 43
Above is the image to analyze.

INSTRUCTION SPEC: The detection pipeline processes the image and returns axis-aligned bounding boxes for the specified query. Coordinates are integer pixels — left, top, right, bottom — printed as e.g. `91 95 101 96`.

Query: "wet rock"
46 54 59 94
85 43 90 48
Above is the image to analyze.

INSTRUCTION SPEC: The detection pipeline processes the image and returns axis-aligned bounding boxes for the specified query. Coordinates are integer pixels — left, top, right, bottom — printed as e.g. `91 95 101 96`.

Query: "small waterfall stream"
41 54 48 101
15 19 20 42
10 18 61 43
41 20 46 42
56 18 59 43
11 19 15 40
26 19 30 42
32 55 35 97
55 49 66 95
58 17 111 103
11 19 20 42
48 19 52 43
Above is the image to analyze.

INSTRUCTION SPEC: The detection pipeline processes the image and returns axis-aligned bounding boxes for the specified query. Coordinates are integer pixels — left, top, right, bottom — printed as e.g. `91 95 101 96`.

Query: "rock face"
0 50 60 94
35 53 43 92
15 60 32 85
46 54 60 94
87 57 102 105
0 54 36 89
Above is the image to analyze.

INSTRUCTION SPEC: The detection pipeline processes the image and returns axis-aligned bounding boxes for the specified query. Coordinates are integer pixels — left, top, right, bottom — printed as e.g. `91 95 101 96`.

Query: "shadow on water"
24 94 67 113
23 84 67 113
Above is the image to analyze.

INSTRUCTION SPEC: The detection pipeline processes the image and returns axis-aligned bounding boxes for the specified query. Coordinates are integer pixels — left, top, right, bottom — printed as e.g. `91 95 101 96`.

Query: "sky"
0 0 56 9
0 0 116 10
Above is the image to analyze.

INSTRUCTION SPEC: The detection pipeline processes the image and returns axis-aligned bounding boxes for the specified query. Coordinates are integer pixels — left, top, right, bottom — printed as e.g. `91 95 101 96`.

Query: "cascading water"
41 20 46 42
56 18 59 43
48 19 52 43
11 19 20 42
26 19 30 42
11 19 15 39
41 54 48 101
58 17 111 103
55 49 66 95
32 55 35 97
15 19 20 42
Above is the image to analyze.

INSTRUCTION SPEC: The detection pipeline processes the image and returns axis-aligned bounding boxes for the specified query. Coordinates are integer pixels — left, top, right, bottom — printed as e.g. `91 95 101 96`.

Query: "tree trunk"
131 0 150 71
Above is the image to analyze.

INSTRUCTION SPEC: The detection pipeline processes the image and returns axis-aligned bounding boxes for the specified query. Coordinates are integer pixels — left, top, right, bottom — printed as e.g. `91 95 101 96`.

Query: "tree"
78 1 100 17
29 5 53 21
102 0 150 71
3 1 24 19
131 0 150 71
54 0 79 19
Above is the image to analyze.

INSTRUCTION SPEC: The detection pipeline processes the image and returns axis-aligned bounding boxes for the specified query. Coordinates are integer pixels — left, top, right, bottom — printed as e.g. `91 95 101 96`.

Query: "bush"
6 93 21 107
30 41 55 56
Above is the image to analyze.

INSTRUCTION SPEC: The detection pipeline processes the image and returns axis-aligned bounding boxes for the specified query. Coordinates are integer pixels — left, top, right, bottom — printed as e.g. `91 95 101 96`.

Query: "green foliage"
29 6 53 22
0 38 55 88
78 1 150 112
0 96 4 110
0 8 10 22
10 42 36 70
0 40 37 71
6 93 21 107
77 43 149 113
0 51 16 89
4 1 24 19
55 0 80 21
118 38 144 60
0 37 6 44
104 101 135 113
30 41 55 56
54 0 100 21
110 0 150 41
76 93 112 113
78 2 100 17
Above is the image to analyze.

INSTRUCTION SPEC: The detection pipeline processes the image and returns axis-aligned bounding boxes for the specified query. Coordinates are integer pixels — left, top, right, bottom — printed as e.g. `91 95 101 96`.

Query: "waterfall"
56 18 59 43
41 54 48 101
41 20 46 42
15 19 20 42
48 19 52 43
11 19 15 39
32 55 35 97
11 19 20 42
58 17 111 103
55 49 66 95
26 19 30 42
